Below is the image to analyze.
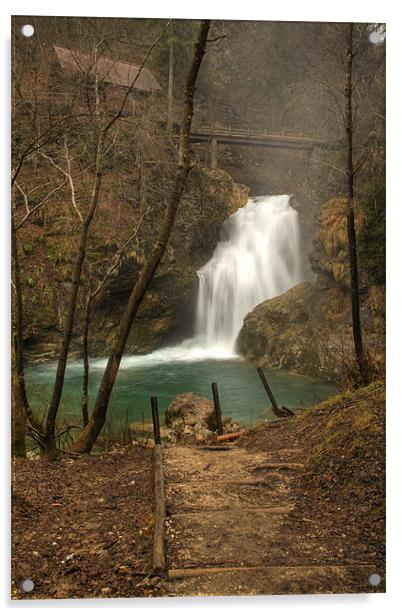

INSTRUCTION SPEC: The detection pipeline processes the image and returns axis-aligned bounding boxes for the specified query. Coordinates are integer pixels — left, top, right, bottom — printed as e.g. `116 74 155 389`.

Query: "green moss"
23 242 34 255
25 276 36 288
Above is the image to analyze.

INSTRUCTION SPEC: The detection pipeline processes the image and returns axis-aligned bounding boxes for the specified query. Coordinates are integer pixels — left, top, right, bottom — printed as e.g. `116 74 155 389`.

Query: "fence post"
211 382 224 435
256 367 281 418
151 396 161 445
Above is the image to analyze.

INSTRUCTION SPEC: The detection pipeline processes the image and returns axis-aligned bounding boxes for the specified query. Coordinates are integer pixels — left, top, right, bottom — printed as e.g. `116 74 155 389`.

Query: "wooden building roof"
53 44 161 93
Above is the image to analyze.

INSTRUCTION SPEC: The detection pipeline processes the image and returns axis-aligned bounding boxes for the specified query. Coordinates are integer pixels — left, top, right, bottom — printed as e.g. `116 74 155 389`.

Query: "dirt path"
161 443 377 596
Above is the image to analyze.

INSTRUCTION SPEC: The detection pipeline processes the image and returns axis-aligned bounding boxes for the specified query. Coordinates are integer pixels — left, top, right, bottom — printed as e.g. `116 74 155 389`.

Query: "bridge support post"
211 137 218 170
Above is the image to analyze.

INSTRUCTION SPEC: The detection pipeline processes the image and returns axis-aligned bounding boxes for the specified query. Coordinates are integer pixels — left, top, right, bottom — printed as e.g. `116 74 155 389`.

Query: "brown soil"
12 446 155 599
159 381 385 597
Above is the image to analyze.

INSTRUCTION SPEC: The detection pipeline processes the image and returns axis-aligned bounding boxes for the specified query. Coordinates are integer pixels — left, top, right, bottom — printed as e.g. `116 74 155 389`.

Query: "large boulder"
165 393 215 443
237 281 352 379
165 392 242 443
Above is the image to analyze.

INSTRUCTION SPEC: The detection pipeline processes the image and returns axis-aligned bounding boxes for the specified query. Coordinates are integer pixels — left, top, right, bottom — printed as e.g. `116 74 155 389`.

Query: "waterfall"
194 195 303 353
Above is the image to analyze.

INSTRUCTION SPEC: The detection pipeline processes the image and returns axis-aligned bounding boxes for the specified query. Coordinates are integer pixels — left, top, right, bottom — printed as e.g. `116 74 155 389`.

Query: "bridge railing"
191 121 322 142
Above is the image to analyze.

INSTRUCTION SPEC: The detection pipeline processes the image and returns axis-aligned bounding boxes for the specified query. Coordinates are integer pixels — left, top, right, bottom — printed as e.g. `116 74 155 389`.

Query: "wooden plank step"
250 462 304 471
267 448 304 454
195 445 236 451
168 563 374 579
168 505 293 519
168 474 285 486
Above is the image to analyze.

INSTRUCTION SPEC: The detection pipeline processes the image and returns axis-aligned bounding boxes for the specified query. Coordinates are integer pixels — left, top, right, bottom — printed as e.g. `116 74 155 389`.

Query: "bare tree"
72 19 211 454
345 23 365 381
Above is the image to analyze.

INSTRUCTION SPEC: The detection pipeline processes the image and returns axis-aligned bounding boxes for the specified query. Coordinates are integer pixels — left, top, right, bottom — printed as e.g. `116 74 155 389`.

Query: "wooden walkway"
189 121 327 151
160 443 377 596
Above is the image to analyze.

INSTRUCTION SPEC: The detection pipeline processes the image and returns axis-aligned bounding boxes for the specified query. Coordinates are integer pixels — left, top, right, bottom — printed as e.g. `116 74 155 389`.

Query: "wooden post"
151 396 161 445
211 136 218 169
211 382 224 435
256 367 282 418
152 444 167 576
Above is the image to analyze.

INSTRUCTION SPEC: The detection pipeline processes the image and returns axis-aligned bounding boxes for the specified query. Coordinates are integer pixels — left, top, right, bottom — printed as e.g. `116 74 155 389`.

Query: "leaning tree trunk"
80 296 92 428
43 135 104 459
345 22 367 383
72 20 211 454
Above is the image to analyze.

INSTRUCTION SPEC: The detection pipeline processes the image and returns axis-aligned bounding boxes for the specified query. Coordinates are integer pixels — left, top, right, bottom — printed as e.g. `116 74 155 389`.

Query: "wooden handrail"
190 120 322 142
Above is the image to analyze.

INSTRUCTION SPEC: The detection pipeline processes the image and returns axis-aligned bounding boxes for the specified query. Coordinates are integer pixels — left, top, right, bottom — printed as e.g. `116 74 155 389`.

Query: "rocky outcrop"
237 198 385 380
165 393 215 443
165 392 242 443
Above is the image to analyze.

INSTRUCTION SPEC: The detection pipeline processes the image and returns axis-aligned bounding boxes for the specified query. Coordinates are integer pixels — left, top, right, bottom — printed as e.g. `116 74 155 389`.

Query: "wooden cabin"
50 44 162 117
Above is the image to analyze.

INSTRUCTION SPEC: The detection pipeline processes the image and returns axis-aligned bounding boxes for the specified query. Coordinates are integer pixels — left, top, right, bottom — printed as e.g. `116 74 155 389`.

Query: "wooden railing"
190 121 322 142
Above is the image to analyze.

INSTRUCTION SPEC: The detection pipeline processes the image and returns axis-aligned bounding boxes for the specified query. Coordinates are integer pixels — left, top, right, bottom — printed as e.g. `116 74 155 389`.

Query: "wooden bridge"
186 121 330 168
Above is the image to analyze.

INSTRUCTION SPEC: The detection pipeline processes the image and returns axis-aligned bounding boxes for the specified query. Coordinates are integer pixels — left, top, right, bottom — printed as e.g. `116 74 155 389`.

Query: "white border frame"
1 1 401 614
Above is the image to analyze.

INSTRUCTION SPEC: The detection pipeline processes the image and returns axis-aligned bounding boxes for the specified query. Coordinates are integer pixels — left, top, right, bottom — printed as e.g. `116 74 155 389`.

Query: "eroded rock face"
237 198 385 380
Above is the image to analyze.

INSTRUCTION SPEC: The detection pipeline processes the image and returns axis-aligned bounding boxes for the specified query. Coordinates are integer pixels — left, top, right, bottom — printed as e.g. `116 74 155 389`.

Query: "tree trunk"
43 134 104 459
72 20 211 454
80 297 91 428
167 40 174 135
345 23 367 383
11 209 42 442
11 335 26 458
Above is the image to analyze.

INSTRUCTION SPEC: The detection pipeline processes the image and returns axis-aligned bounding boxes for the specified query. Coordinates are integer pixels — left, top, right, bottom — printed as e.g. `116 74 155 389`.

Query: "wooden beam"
168 563 374 579
211 382 224 435
169 506 292 518
250 462 304 471
152 444 167 576
216 430 246 442
151 396 161 445
256 367 282 417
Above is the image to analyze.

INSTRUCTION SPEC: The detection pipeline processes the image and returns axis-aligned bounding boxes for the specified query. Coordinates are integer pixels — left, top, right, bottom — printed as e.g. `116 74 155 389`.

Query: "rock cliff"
237 198 385 380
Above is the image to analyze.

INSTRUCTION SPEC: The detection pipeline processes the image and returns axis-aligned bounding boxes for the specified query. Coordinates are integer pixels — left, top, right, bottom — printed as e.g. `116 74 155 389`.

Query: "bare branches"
11 113 88 186
39 147 84 223
15 178 67 230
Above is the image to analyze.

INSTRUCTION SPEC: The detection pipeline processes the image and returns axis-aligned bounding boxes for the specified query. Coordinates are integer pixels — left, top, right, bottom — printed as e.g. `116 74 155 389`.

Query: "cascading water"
193 195 303 354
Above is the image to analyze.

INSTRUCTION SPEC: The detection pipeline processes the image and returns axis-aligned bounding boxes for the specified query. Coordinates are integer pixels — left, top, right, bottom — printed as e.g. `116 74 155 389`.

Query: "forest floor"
159 380 385 597
12 446 156 599
12 380 385 599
